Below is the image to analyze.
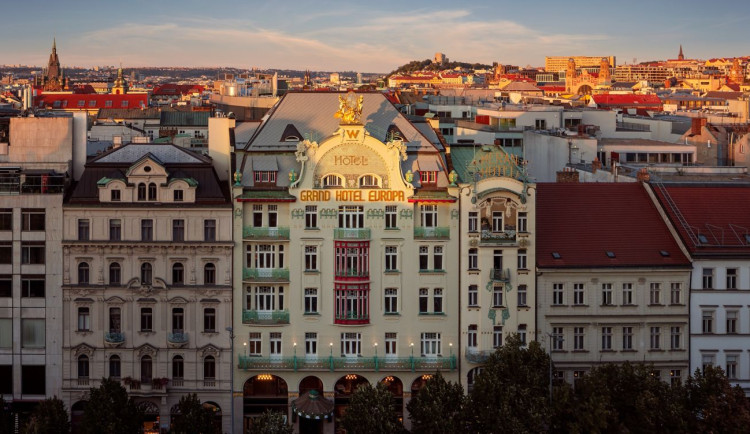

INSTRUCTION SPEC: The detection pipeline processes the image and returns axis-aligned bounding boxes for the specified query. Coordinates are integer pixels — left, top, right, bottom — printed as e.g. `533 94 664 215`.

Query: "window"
385 246 398 271
248 333 262 356
254 245 276 269
419 288 429 313
109 219 121 241
77 307 91 331
552 327 564 351
172 356 184 379
109 307 121 333
518 285 528 307
518 325 527 346
552 283 564 305
0 209 12 231
622 283 634 305
21 209 45 231
109 355 121 379
670 283 682 305
420 171 437 185
518 249 527 270
21 243 45 264
141 355 153 382
467 284 479 307
111 189 121 201
535 119 547 129
305 205 318 229
727 310 738 334
338 206 364 228
173 189 183 202
433 288 443 313
468 248 478 269
0 276 10 297
268 205 278 228
493 326 503 348
421 332 441 356
305 332 317 356
385 205 397 229
204 219 216 241
172 307 184 333
702 311 714 333
22 319 45 348
304 288 318 314
468 212 478 232
305 246 318 271
253 286 276 311
433 246 443 271
141 307 153 331
468 325 478 348
78 262 90 285
0 319 10 348
670 369 681 386
602 284 613 306
649 283 661 305
727 268 738 289
702 354 715 372
21 277 45 297
726 355 738 379
419 246 429 270
78 355 90 379
385 333 397 356
21 366 45 395
573 283 585 305
573 327 585 350
78 219 90 241
622 327 633 350
671 326 681 349
203 356 216 379
341 332 361 357
137 183 146 201
141 219 153 241
0 244 9 264
141 263 152 285
323 174 342 187
517 212 528 232
172 263 184 285
204 263 216 284
702 268 714 289
650 327 661 350
602 327 612 350
254 171 277 184
359 174 379 187
492 212 503 232
384 288 398 314
109 262 121 285
204 308 216 332
148 183 157 201
492 285 503 307
253 205 263 227
420 205 437 228
172 219 185 242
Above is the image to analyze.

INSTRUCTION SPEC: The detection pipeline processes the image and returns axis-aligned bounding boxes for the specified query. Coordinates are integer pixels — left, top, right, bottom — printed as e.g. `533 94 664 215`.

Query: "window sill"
517 305 530 309
202 331 218 335
648 304 665 307
384 228 400 231
383 312 400 316
648 349 664 352
491 305 505 309
138 330 156 335
303 312 320 316
669 348 686 352
572 350 589 353
621 304 637 307
419 269 445 274
384 270 400 274
572 304 589 307
551 350 567 353
468 269 480 274
76 330 92 334
303 270 319 274
418 312 446 316
669 303 686 306
304 227 320 231
621 349 637 353
600 349 615 353
551 304 568 307
518 269 530 275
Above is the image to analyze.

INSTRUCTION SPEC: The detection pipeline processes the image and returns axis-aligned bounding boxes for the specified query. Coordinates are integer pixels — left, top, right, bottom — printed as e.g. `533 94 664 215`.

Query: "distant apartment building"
613 64 671 83
545 56 616 73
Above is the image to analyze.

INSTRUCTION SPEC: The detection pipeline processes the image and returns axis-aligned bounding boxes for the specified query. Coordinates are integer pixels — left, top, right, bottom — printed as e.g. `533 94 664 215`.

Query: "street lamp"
243 342 247 357
226 327 235 434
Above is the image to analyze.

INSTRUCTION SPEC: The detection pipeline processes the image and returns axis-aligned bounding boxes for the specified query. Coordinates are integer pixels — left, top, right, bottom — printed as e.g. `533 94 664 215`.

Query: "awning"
252 156 278 171
291 390 334 420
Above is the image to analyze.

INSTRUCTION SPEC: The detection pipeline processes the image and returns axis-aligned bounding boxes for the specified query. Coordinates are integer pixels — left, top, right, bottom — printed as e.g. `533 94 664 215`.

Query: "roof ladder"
652 179 700 247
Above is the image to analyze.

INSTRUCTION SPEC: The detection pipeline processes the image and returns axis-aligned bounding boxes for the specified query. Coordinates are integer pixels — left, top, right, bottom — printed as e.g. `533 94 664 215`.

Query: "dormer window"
323 174 343 188
148 183 157 201
137 183 147 201
420 171 437 185
254 171 277 185
359 174 380 188
173 190 183 202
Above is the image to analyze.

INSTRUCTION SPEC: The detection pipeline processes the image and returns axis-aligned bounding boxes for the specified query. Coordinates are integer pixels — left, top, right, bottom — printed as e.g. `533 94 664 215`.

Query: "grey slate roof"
160 111 210 127
93 143 207 164
97 108 161 120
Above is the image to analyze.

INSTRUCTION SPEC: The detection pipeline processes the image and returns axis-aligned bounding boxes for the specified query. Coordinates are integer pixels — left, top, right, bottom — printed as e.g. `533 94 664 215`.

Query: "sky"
2 0 749 73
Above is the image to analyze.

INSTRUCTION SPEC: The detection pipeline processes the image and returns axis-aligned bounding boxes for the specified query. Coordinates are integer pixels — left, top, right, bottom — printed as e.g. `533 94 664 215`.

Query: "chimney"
592 158 602 173
556 167 579 183
691 117 706 136
636 168 650 183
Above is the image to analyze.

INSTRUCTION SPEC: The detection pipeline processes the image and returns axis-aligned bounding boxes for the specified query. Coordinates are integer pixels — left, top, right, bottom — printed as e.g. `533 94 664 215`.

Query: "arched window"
109 262 121 285
148 183 157 201
77 355 89 378
172 355 184 379
109 355 121 379
137 183 147 201
204 263 216 285
359 174 380 188
323 174 343 188
204 356 216 379
141 263 152 285
172 263 184 285
78 262 90 285
140 355 152 382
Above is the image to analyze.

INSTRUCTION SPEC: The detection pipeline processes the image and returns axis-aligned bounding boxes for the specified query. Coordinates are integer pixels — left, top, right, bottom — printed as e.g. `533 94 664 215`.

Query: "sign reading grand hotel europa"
299 189 405 202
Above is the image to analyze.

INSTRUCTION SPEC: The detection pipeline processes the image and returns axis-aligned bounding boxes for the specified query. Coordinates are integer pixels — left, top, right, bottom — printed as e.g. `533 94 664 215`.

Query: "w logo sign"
345 129 360 139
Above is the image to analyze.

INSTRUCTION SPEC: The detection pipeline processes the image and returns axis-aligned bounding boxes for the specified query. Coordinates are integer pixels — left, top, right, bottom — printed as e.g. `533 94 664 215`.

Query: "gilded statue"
334 92 364 124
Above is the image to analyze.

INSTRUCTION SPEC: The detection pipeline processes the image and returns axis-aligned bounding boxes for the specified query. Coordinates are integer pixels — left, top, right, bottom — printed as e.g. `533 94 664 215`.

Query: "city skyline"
2 0 749 73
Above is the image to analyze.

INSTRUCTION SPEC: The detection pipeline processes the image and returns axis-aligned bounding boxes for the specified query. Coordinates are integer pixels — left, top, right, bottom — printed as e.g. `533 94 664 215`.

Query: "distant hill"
388 59 492 77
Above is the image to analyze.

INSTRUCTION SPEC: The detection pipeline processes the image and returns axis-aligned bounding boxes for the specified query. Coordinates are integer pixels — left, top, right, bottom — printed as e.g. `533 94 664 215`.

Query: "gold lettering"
345 129 360 139
300 190 330 201
300 189 405 202
334 155 369 166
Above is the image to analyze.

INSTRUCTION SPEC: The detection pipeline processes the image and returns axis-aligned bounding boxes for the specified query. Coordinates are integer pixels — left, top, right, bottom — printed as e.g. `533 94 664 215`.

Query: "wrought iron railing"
243 268 290 281
243 226 290 240
490 268 511 282
333 228 371 240
242 309 290 325
168 332 189 343
237 354 457 372
414 227 450 239
479 230 517 244
105 332 125 343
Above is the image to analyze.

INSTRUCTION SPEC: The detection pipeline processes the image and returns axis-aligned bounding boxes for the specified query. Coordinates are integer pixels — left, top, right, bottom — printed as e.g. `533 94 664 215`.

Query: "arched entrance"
243 375 288 433
298 376 326 434
576 84 593 95
70 401 87 434
203 401 222 433
467 367 484 394
380 376 404 424
410 374 433 394
135 400 160 434
334 374 369 433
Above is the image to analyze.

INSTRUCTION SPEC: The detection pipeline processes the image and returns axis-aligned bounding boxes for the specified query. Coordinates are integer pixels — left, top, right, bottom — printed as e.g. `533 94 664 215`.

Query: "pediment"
73 343 96 358
126 155 168 178
135 343 159 358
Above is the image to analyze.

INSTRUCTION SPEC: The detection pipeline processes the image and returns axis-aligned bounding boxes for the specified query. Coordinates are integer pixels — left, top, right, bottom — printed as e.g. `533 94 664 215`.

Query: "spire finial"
53 37 56 51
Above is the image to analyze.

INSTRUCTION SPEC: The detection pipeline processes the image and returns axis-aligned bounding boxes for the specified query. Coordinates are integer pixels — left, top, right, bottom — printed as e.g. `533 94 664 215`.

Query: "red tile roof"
652 185 750 256
592 94 662 107
536 183 690 268
34 93 148 110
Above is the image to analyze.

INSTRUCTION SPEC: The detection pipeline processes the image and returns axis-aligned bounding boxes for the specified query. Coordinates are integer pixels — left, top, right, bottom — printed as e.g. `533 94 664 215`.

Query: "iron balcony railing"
479 229 517 244
333 228 371 240
242 309 290 325
168 332 189 344
243 226 290 240
238 354 457 372
465 348 494 364
414 227 450 239
243 268 290 281
490 268 511 282
104 332 125 343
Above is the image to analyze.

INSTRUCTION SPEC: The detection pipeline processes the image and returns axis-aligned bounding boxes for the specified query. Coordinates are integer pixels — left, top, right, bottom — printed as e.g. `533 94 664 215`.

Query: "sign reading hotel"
300 189 404 202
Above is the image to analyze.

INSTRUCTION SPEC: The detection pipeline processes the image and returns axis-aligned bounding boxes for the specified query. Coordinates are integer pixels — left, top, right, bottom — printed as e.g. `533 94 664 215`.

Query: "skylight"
697 234 708 244
659 250 670 257
605 251 616 258
551 252 561 259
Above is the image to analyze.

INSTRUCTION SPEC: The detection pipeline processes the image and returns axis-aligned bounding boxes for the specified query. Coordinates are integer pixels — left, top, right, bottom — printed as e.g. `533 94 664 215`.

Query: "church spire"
678 45 684 61
53 37 56 53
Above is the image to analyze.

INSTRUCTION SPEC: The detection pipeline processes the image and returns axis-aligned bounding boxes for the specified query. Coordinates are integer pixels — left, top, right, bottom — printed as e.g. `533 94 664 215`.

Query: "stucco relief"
313 142 389 188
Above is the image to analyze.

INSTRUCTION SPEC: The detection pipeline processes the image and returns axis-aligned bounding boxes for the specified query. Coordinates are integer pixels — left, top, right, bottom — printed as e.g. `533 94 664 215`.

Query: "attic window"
77 100 85 108
420 171 437 184
254 171 277 184
280 123 303 142
551 252 561 259
605 251 616 258
105 100 113 107
697 234 708 244
143 166 152 173
659 250 670 257
323 174 343 188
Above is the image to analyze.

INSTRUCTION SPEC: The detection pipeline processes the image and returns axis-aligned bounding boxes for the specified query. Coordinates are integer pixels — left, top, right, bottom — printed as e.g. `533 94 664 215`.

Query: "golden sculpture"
334 92 364 124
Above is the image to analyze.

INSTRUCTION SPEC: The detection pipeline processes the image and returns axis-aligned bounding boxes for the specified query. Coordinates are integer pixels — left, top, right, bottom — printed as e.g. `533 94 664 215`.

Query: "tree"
170 394 215 434
0 396 13 434
23 396 70 434
407 372 466 434
468 333 550 433
248 410 293 434
340 383 404 434
81 378 143 434
685 366 750 433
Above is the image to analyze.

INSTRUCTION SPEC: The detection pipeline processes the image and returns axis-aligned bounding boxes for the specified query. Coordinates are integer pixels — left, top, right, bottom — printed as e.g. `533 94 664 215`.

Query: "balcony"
168 332 189 348
490 268 511 282
334 228 371 240
243 226 290 240
414 226 450 240
465 348 494 364
334 312 370 325
243 268 290 282
104 332 125 348
238 354 457 372
242 309 290 325
479 229 517 245
334 269 369 279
